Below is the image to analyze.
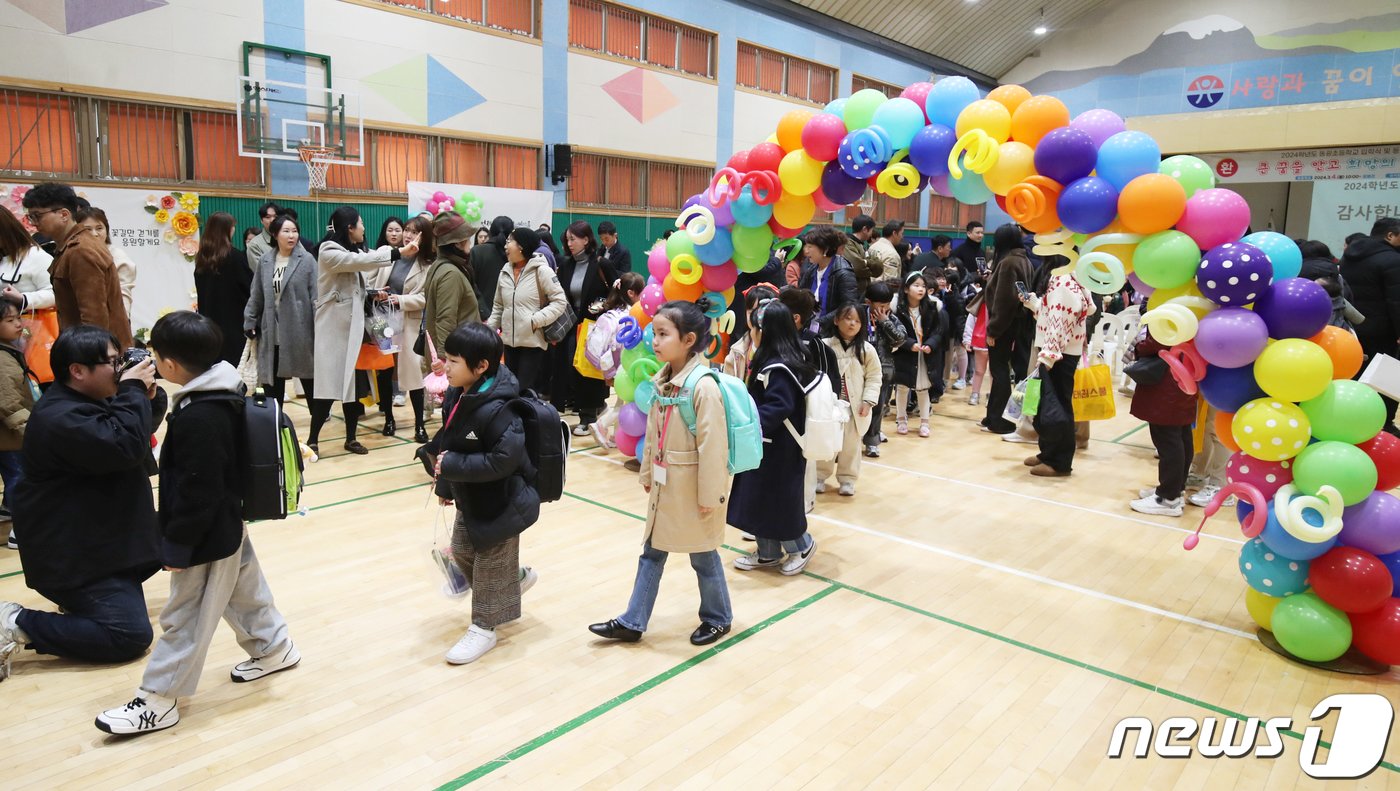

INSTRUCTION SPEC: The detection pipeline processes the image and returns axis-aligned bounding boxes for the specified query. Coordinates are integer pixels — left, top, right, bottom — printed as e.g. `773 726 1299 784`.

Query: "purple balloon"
821 161 866 205
908 123 956 177
929 173 951 196
1070 108 1126 148
1195 242 1272 307
1033 127 1098 185
1194 307 1270 368
701 191 734 227
1126 271 1154 296
1341 491 1400 556
1199 363 1267 413
617 402 648 437
1056 176 1119 234
1252 277 1332 339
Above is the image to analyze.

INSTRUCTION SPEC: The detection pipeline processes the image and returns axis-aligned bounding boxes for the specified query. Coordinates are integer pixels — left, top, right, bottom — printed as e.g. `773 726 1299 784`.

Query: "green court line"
1110 423 1147 444
433 583 842 790
0 569 19 580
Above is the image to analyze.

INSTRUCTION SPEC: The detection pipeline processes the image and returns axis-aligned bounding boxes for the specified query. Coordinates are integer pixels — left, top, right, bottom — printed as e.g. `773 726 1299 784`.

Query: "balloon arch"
609 77 1400 669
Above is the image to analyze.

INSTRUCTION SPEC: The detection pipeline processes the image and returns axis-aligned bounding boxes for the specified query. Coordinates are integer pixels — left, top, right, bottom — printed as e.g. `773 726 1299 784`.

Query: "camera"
118 347 152 373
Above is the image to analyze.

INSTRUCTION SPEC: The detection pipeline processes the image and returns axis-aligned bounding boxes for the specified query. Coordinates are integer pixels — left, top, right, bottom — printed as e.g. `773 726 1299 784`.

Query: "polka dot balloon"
1195 241 1272 307
1239 537 1311 596
1231 398 1312 462
1225 452 1293 498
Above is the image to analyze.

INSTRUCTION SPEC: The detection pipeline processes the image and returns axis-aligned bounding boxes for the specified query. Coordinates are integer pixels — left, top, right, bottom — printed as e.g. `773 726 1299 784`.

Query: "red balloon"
748 143 785 174
1357 432 1400 492
726 150 751 173
994 193 1009 212
768 216 803 239
1311 546 1395 613
812 188 843 213
1350 597 1400 664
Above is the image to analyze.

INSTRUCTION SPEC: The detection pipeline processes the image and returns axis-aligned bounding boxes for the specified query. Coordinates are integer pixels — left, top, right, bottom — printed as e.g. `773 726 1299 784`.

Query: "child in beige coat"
818 304 882 496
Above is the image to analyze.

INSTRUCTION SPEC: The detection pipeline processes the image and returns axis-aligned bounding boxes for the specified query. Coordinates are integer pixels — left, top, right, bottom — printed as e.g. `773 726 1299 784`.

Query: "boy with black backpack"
96 312 297 736
424 322 549 665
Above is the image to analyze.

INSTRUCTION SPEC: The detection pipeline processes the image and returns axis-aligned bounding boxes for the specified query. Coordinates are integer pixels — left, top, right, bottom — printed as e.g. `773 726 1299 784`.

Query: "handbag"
237 338 260 391
573 319 605 380
1124 355 1168 386
21 307 59 384
1072 355 1117 421
537 268 576 345
356 343 395 371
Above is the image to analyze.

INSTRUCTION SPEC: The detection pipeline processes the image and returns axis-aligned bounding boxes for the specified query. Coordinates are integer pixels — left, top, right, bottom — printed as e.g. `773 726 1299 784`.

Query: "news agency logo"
1187 75 1225 109
1108 694 1394 778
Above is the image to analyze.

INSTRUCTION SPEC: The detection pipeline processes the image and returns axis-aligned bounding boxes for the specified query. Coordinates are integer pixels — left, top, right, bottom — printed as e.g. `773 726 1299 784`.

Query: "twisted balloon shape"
1274 483 1345 543
947 129 999 179
1007 176 1063 225
675 206 716 245
876 149 920 199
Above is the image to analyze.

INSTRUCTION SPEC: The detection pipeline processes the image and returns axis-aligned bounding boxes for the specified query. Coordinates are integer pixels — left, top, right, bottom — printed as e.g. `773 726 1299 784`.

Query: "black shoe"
343 440 369 455
381 414 396 436
588 619 642 642
414 423 429 444
690 623 731 646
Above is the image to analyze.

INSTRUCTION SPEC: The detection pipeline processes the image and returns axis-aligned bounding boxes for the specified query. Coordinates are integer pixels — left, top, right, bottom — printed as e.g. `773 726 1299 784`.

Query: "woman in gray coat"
313 207 416 455
243 214 340 452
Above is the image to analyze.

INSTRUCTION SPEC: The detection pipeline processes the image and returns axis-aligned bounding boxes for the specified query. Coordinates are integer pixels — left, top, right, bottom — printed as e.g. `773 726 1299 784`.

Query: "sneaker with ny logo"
95 690 180 735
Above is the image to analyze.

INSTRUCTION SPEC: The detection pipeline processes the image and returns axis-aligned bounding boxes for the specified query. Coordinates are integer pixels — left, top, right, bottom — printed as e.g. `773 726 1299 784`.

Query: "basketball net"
298 144 337 191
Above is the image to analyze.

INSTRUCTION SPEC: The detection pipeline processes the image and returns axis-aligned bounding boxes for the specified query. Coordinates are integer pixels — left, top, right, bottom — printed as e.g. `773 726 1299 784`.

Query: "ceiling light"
1034 6 1047 35
1034 25 1047 35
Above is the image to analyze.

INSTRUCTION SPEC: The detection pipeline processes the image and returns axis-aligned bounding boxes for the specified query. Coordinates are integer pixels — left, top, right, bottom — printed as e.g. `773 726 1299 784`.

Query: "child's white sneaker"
231 641 301 682
781 537 817 576
814 480 827 494
952 380 966 390
1130 494 1184 517
734 554 782 571
95 690 179 735
446 625 497 664
838 482 855 497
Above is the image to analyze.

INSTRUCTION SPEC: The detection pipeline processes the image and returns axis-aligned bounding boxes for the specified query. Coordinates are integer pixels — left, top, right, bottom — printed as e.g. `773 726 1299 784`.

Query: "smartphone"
1014 280 1029 298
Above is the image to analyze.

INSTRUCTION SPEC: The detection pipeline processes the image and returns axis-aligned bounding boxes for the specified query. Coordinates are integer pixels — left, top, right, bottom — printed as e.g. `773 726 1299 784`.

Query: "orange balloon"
629 300 651 329
987 84 1032 116
1117 173 1188 234
776 110 813 153
1215 410 1240 453
663 273 705 303
1009 95 1070 147
1311 325 1365 379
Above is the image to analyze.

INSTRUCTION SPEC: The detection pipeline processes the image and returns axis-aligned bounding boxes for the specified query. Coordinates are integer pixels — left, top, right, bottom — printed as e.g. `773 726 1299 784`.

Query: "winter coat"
1129 337 1198 426
314 240 396 402
639 354 732 553
723 333 754 383
951 238 987 276
422 248 480 367
1298 256 1340 282
0 245 54 311
13 380 160 592
246 231 273 270
824 335 882 435
244 245 318 383
984 249 1034 343
1339 236 1400 356
844 233 882 296
557 251 617 319
429 366 539 548
600 242 632 274
867 237 902 283
1030 272 1095 365
468 238 508 320
727 361 809 541
862 304 906 381
195 249 253 366
158 362 247 569
368 254 429 391
798 255 859 329
489 253 568 350
892 297 947 388
50 229 133 349
0 343 36 451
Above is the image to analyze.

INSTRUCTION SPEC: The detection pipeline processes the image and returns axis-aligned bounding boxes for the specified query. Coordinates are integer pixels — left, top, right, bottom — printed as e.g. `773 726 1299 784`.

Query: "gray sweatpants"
141 532 290 698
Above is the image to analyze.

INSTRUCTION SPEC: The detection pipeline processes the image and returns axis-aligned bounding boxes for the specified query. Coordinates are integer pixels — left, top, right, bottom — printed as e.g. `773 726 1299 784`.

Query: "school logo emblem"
1187 75 1224 109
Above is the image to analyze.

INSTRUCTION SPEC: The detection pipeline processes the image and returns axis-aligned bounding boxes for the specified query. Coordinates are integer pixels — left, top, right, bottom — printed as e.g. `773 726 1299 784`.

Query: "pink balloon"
1175 188 1251 250
800 113 848 162
615 430 640 457
1126 270 1154 296
1226 452 1293 499
425 200 440 215
900 82 935 120
618 403 648 437
647 245 671 281
812 189 845 213
432 191 448 202
1069 109 1126 148
640 284 666 316
700 260 738 292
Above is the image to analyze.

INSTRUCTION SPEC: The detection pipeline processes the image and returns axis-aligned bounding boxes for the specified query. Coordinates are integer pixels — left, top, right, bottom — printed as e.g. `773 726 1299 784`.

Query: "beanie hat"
433 211 471 246
511 226 541 256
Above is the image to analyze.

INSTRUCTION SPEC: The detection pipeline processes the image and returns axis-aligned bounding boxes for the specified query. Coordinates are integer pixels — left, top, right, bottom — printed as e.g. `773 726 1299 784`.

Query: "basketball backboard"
238 41 362 165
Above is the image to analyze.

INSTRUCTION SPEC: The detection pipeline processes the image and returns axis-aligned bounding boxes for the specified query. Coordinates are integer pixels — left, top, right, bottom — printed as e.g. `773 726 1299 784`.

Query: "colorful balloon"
907 124 956 177
925 76 980 129
1258 499 1338 561
1242 231 1303 280
983 141 1037 196
987 84 1032 115
1069 108 1126 147
1357 433 1400 491
1032 126 1096 186
776 109 813 152
898 82 935 118
1310 325 1365 380
948 170 993 205
1117 173 1188 235
800 113 847 162
1350 598 1400 664
1271 591 1352 662
820 161 867 205
1239 537 1311 596
1201 364 1269 413
748 142 785 173
870 97 926 149
1175 188 1251 250
843 89 888 131
1133 230 1201 289
1292 441 1377 506
1158 154 1217 198
1232 398 1311 462
772 191 816 229
1057 176 1119 234
1195 241 1272 307
1340 492 1400 556
1253 338 1333 403
1009 95 1069 147
777 148 823 196
1227 452 1294 499
1311 546 1394 613
1194 308 1270 368
955 99 1012 143
1301 380 1386 444
1246 588 1282 631
1252 277 1333 340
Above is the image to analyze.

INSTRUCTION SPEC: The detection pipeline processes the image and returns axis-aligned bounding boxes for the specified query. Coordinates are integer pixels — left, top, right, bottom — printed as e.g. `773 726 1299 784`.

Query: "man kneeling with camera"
0 326 166 679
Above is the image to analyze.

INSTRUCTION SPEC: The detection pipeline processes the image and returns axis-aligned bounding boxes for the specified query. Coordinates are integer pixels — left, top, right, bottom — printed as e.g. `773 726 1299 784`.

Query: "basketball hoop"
857 191 876 216
297 144 337 191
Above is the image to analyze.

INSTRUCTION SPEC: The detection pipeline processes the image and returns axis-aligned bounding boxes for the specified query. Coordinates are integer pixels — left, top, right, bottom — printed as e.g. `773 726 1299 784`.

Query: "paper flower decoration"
145 194 159 208
178 193 199 211
171 211 198 237
163 229 177 245
10 186 30 203
177 236 199 258
160 195 177 210
154 209 170 224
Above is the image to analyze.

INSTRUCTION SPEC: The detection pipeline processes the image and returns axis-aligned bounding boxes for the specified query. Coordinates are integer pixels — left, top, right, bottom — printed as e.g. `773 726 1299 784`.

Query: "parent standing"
980 224 1034 435
553 221 616 436
1340 218 1400 435
314 207 416 456
421 212 481 372
487 226 567 393
469 216 513 320
0 208 53 313
369 215 433 443
193 212 251 365
1020 264 1094 477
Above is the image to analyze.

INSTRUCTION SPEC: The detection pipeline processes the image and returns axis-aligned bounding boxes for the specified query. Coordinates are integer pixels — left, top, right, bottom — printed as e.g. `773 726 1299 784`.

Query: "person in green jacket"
421 212 481 372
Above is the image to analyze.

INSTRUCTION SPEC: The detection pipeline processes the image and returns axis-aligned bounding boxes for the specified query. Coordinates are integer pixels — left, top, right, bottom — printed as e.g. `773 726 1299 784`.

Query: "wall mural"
603 67 681 124
4 0 167 34
364 55 486 127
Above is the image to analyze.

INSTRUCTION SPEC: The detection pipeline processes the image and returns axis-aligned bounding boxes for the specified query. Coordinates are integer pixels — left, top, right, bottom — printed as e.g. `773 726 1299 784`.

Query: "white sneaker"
230 642 301 683
446 624 497 664
1138 487 1158 499
968 393 980 406
838 482 855 497
814 480 827 494
392 393 407 407
95 690 180 735
1185 473 1206 490
781 537 817 576
740 532 755 542
734 554 782 571
4 530 13 549
1001 432 1036 444
1188 486 1236 508
952 380 967 390
0 602 21 681
519 566 538 595
1130 494 1184 517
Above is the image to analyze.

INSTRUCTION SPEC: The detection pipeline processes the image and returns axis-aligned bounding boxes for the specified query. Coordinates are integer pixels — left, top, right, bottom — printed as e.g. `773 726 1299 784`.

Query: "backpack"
758 364 849 461
189 388 305 521
584 308 626 378
508 390 569 502
655 365 763 475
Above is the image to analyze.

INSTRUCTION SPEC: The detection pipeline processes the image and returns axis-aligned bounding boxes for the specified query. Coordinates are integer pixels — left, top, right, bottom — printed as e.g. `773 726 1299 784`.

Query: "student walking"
818 304 881 496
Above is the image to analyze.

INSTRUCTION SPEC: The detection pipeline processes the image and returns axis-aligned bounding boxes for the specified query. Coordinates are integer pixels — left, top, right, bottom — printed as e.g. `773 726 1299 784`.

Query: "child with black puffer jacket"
860 281 905 458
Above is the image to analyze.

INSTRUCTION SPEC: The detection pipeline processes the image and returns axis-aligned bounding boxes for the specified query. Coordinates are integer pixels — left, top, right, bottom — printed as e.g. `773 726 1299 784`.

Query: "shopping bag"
1022 377 1042 417
367 300 403 353
1003 377 1028 423
237 338 260 391
22 308 59 384
356 342 395 371
573 319 605 380
1072 358 1116 421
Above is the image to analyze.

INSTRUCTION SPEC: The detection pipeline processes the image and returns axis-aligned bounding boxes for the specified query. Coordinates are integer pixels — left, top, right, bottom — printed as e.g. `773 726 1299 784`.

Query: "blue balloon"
824 98 848 118
1199 363 1268 412
694 227 733 265
1239 537 1311 596
1057 176 1119 234
1259 499 1338 560
908 123 956 177
1095 131 1161 191
870 97 926 150
1380 550 1400 597
730 185 772 228
948 171 993 205
1242 231 1303 280
837 127 891 180
635 435 647 465
925 76 980 129
641 324 655 354
633 379 657 412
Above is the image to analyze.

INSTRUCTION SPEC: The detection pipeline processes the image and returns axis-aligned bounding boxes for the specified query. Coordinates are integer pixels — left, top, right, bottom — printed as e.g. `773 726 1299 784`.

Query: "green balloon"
732 223 774 255
666 231 695 261
1133 230 1201 289
614 368 637 403
844 88 889 132
1158 155 1216 199
1292 440 1377 506
734 246 768 273
620 342 649 374
1271 591 1352 662
1301 380 1387 444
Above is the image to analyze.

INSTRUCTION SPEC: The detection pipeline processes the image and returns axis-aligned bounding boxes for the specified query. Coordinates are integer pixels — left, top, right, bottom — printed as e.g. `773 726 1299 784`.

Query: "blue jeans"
755 532 813 562
0 450 21 512
16 575 154 663
618 542 732 633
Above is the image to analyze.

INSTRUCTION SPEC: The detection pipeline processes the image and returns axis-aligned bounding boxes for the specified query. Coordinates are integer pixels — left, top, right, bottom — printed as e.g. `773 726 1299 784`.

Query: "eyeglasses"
90 357 118 368
25 208 59 222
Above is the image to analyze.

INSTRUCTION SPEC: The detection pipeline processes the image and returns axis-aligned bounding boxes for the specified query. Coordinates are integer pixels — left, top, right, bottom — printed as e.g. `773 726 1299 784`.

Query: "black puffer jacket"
427 366 539 547
1340 237 1400 355
798 255 858 329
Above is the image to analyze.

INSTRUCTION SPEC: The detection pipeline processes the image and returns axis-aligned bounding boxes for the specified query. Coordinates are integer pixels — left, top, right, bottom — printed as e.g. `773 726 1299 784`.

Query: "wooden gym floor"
2 387 1397 790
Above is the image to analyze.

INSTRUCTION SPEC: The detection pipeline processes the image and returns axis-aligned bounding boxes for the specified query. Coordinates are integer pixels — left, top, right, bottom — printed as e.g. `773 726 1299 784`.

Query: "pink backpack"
584 308 626 378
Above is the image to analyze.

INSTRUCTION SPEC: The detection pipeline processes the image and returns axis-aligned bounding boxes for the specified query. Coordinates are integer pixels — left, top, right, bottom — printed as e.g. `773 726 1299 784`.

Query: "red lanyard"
655 402 675 468
445 397 462 428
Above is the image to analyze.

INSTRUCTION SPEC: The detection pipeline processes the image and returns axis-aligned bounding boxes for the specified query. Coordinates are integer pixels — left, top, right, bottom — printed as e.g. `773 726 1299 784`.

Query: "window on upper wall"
736 42 836 105
359 0 537 37
0 88 81 178
323 132 541 197
569 152 713 212
851 74 902 99
568 0 715 79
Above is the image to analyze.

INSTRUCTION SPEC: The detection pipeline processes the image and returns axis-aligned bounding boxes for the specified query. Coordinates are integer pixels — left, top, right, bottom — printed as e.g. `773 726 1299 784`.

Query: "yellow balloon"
777 149 823 196
983 141 1037 196
1232 398 1312 462
1253 338 1333 403
772 192 816 229
1245 587 1281 631
1147 280 1214 319
955 99 1012 143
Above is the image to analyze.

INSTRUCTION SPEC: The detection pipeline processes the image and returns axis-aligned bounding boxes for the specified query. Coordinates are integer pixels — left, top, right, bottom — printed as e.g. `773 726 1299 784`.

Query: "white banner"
1 183 198 336
1307 178 1400 255
406 181 554 231
1200 145 1400 184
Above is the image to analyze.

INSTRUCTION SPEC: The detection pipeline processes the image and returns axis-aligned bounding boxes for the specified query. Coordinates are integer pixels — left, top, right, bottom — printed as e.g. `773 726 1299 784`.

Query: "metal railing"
569 0 715 78
569 152 712 212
